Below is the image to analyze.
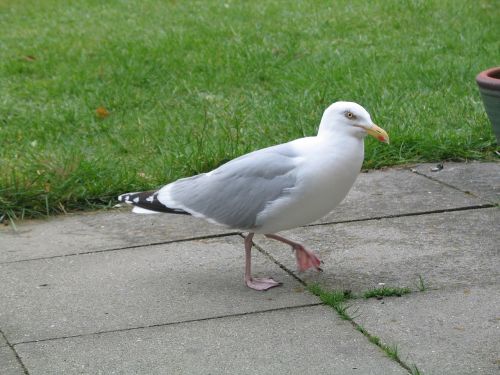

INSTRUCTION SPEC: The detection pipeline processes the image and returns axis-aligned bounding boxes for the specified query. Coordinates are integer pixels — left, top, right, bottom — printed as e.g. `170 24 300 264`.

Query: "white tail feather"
132 206 161 214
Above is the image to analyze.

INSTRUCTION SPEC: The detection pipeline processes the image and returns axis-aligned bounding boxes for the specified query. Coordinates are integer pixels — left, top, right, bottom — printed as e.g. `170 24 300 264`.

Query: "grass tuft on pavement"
309 283 424 374
363 286 412 299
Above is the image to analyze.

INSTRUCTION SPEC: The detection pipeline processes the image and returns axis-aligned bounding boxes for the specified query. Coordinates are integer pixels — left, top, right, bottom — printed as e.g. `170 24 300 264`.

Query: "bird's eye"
345 111 356 120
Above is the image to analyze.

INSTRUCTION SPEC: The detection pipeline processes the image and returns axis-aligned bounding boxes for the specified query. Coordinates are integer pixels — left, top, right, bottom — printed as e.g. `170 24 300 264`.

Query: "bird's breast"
254 138 363 233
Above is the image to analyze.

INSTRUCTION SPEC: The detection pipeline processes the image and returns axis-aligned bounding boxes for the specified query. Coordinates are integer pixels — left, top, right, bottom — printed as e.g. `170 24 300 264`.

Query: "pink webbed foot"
265 234 322 273
245 277 282 291
294 245 322 272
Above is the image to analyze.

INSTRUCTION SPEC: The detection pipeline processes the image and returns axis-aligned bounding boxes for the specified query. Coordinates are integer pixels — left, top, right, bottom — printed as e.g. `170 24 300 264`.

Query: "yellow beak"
365 124 390 144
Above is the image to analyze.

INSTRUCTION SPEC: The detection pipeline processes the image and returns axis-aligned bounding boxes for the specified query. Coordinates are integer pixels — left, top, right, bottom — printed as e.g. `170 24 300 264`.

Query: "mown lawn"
1 0 498 219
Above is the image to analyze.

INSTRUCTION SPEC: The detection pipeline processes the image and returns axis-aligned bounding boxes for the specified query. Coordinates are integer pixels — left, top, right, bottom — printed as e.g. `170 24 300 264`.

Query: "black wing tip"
117 193 129 203
118 190 190 216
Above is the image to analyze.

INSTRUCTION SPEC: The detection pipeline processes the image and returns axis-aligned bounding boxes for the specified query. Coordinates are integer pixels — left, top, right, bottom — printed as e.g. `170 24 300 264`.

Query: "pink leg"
244 233 282 291
265 233 322 272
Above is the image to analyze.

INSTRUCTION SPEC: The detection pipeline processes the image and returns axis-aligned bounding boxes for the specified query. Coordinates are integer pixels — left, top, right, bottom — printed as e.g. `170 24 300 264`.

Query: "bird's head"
318 101 389 144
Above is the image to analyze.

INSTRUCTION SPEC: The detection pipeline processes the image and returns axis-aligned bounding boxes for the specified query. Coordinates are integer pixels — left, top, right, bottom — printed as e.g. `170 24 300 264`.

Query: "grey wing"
158 143 299 230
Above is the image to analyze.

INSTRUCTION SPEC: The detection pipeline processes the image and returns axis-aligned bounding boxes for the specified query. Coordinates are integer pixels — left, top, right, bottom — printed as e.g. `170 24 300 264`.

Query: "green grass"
1 0 499 218
416 275 427 292
363 286 412 299
308 283 352 320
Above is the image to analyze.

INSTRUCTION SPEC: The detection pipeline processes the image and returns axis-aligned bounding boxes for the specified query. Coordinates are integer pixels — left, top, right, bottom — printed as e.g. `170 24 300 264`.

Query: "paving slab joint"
410 168 495 205
309 285 423 375
10 303 324 346
0 328 30 375
0 231 242 265
307 203 496 228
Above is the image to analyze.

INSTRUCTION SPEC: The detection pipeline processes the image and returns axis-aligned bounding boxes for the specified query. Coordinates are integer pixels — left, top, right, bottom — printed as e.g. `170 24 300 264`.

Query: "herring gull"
118 101 389 290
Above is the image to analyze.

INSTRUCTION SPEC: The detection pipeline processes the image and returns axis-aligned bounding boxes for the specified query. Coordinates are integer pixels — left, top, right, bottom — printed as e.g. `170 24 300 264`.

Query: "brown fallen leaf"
23 55 36 61
95 106 110 118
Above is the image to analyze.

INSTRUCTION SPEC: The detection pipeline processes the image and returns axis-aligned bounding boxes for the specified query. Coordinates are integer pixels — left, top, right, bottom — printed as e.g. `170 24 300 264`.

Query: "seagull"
118 101 389 291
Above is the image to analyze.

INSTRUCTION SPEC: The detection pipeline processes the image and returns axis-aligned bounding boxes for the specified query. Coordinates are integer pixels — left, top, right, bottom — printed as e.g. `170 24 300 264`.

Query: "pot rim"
476 67 500 91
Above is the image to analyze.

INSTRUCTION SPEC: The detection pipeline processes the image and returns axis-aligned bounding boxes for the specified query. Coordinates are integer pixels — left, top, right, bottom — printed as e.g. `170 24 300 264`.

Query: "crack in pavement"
411 168 498 205
307 203 496 227
10 303 324 347
0 231 241 265
0 328 30 375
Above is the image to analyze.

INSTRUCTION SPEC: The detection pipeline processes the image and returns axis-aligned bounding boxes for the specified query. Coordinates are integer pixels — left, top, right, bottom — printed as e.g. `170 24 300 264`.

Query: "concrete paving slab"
0 209 232 263
317 168 485 224
0 347 25 375
0 236 318 344
0 333 8 347
351 286 500 375
15 305 406 375
255 208 499 292
413 162 500 203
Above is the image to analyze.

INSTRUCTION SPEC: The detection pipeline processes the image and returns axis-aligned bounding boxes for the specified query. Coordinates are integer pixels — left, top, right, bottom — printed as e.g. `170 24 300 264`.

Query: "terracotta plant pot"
476 67 500 144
